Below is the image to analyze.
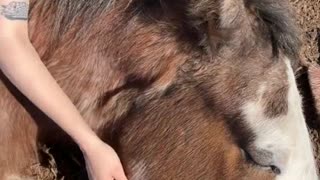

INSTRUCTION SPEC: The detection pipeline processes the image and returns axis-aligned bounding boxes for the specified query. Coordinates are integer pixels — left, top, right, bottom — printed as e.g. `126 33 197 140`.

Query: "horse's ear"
188 0 258 56
188 0 300 58
244 0 301 59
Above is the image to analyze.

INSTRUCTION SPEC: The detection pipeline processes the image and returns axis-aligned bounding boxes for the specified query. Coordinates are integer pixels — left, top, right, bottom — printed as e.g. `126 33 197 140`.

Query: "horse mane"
29 0 301 61
29 0 116 34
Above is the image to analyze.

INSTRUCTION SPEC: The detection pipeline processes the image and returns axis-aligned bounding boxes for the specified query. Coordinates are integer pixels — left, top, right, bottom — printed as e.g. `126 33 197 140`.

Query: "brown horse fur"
0 0 302 179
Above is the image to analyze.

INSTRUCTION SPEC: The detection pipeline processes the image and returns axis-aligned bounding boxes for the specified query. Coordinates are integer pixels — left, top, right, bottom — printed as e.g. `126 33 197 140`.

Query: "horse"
0 0 317 179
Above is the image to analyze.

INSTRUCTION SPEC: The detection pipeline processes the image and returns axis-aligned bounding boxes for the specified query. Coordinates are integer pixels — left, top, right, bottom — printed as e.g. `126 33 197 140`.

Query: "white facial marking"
242 57 318 180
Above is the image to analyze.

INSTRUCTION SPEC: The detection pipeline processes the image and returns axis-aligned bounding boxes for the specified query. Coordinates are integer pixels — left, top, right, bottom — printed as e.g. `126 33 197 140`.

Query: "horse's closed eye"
241 149 281 175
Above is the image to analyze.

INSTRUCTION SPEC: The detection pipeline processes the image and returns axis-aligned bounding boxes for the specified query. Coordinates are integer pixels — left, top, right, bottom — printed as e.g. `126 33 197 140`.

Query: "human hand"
81 139 128 180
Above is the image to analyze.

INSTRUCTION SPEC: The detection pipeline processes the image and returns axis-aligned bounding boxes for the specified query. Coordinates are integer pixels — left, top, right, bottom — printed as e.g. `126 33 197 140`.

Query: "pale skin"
0 1 127 180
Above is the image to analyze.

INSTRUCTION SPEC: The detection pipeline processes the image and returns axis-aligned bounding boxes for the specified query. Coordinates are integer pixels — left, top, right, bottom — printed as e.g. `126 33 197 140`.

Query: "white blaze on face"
241 57 318 180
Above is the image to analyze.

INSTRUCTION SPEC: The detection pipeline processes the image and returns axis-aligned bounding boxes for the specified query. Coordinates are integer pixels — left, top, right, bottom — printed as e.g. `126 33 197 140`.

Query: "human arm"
0 1 127 179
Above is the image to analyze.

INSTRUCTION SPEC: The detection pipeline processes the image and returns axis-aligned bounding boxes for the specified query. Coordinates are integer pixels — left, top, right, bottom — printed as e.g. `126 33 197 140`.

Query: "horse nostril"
271 165 281 175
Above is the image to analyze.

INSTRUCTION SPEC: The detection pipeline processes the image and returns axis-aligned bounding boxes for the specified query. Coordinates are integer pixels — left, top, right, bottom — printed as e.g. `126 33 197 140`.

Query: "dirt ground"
25 1 320 179
290 0 320 65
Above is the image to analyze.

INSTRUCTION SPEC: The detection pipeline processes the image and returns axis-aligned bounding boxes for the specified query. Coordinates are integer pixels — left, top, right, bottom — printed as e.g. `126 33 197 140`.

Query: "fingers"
113 168 128 180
